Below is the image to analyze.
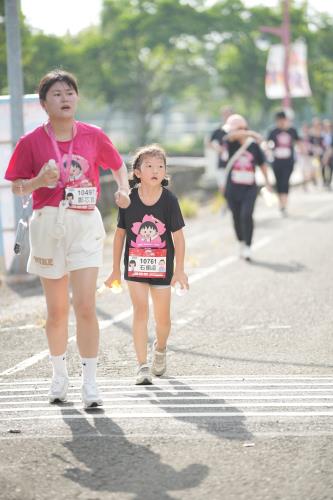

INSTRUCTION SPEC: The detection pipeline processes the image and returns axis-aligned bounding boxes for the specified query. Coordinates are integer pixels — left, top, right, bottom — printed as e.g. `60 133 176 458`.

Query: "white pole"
4 0 27 276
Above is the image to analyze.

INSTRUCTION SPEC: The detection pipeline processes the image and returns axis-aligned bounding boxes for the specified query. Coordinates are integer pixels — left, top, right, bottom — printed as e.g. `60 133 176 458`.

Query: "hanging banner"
288 40 312 98
265 40 312 99
265 44 285 99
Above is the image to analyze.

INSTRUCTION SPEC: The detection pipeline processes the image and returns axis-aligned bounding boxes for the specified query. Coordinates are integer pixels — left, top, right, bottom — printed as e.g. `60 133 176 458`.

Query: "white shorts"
27 206 106 279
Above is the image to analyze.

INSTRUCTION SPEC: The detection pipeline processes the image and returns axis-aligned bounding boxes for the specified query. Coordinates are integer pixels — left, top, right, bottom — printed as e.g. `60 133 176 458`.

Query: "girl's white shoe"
151 341 167 377
135 364 152 385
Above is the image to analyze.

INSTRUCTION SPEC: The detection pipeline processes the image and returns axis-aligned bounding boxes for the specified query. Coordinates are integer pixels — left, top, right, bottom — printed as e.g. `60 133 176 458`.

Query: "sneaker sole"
135 378 153 385
49 396 67 404
83 401 103 410
151 369 166 377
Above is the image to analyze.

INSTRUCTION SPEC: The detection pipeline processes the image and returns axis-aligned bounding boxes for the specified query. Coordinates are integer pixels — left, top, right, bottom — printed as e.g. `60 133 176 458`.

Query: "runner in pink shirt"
5 69 130 408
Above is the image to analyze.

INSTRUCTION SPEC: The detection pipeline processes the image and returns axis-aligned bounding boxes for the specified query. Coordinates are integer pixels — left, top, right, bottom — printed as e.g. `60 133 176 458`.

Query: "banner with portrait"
265 40 312 99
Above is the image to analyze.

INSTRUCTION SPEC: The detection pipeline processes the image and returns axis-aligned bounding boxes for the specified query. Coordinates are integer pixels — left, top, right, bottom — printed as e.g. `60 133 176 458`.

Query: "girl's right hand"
37 162 60 187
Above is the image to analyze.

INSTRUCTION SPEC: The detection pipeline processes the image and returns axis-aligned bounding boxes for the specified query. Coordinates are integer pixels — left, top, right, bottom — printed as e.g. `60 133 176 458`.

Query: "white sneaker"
280 207 288 218
82 382 103 409
151 341 167 377
135 364 152 385
48 375 69 403
241 245 252 261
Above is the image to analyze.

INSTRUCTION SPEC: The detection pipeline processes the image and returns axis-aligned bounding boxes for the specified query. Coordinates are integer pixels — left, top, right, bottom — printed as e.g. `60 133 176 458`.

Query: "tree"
22 33 73 93
0 0 7 93
3 0 333 144
78 0 216 146
306 14 333 114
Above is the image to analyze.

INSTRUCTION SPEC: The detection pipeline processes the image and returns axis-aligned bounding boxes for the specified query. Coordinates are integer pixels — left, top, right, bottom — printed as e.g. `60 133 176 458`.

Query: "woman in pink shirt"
5 69 130 408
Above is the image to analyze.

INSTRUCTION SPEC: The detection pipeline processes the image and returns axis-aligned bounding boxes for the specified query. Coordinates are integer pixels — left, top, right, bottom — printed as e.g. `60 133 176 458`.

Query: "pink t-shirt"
5 121 123 209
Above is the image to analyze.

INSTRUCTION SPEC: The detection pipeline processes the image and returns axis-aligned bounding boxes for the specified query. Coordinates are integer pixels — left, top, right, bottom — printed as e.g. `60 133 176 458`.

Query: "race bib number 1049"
65 186 97 210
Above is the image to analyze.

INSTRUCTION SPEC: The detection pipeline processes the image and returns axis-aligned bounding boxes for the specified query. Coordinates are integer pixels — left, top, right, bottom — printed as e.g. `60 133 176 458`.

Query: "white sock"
81 357 98 385
50 353 68 378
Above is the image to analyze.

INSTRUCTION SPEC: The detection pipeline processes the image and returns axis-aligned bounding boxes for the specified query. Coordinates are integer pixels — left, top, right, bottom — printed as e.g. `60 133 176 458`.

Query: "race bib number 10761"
128 248 167 278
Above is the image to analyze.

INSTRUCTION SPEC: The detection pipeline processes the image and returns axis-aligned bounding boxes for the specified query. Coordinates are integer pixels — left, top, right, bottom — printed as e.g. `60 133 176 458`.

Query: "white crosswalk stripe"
0 376 333 423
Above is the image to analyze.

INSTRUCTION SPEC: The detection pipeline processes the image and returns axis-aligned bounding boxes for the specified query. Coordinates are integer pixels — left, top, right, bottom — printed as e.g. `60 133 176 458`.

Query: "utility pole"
261 0 291 109
5 0 24 145
4 0 26 275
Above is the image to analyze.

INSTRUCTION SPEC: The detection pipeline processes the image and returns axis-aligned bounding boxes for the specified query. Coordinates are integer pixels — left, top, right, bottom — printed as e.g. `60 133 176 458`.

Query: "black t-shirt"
267 127 299 164
118 187 185 285
308 134 325 157
224 140 265 195
210 126 228 168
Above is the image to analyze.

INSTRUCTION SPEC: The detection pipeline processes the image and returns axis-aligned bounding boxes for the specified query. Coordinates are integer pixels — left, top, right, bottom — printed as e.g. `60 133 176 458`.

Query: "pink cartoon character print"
131 215 166 248
63 154 91 187
231 151 255 185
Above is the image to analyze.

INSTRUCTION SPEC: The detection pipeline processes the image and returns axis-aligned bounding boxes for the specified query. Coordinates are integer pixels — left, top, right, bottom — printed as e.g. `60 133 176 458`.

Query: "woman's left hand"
115 189 131 209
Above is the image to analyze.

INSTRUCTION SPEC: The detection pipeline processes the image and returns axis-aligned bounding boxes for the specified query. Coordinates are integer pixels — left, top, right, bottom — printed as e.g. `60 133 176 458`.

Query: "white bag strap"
224 137 253 180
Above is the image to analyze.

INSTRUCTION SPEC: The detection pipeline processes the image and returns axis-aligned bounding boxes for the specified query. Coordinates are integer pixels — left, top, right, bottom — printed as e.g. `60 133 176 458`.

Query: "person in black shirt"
105 144 188 385
209 106 234 194
267 111 301 216
209 106 263 196
308 117 329 187
223 114 271 261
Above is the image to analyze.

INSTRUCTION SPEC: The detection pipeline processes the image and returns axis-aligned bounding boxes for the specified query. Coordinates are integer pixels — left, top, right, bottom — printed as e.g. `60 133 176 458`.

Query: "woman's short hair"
37 69 78 101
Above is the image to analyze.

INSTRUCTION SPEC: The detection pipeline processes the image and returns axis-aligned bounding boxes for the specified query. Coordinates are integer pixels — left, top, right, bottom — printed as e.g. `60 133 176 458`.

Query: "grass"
179 196 200 218
210 191 227 213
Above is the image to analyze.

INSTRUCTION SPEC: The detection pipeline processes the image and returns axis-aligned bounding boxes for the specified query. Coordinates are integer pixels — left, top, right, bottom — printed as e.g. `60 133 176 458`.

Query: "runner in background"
267 111 302 217
223 114 271 262
299 122 317 190
209 106 263 197
322 119 333 189
5 69 130 409
209 106 234 195
322 119 332 151
308 117 326 188
105 144 188 385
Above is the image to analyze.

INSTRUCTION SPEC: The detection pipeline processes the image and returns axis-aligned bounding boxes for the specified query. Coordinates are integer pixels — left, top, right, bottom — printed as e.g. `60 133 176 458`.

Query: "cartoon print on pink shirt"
231 151 256 185
275 132 292 159
277 132 292 147
233 151 254 171
63 154 91 186
131 215 166 248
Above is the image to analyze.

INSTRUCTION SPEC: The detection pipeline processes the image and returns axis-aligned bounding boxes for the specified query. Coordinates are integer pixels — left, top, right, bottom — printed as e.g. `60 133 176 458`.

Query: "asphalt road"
0 187 333 500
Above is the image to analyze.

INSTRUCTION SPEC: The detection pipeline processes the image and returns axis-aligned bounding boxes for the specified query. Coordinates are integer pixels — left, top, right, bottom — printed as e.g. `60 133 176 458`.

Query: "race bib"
231 170 255 185
128 248 167 278
275 147 291 159
65 186 97 211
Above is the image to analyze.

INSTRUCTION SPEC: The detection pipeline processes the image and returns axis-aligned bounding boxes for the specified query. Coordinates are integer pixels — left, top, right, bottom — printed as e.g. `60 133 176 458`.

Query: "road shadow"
283 214 333 224
4 276 43 298
60 408 209 499
249 259 306 273
255 217 283 229
138 378 254 441
170 346 333 369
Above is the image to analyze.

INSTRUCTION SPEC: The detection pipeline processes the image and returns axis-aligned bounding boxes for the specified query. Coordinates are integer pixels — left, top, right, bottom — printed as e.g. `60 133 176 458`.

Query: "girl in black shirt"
105 144 188 385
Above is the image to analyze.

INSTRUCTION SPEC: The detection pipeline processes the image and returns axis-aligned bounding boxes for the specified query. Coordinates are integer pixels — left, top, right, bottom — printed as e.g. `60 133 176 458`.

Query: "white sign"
0 95 46 273
265 40 312 99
